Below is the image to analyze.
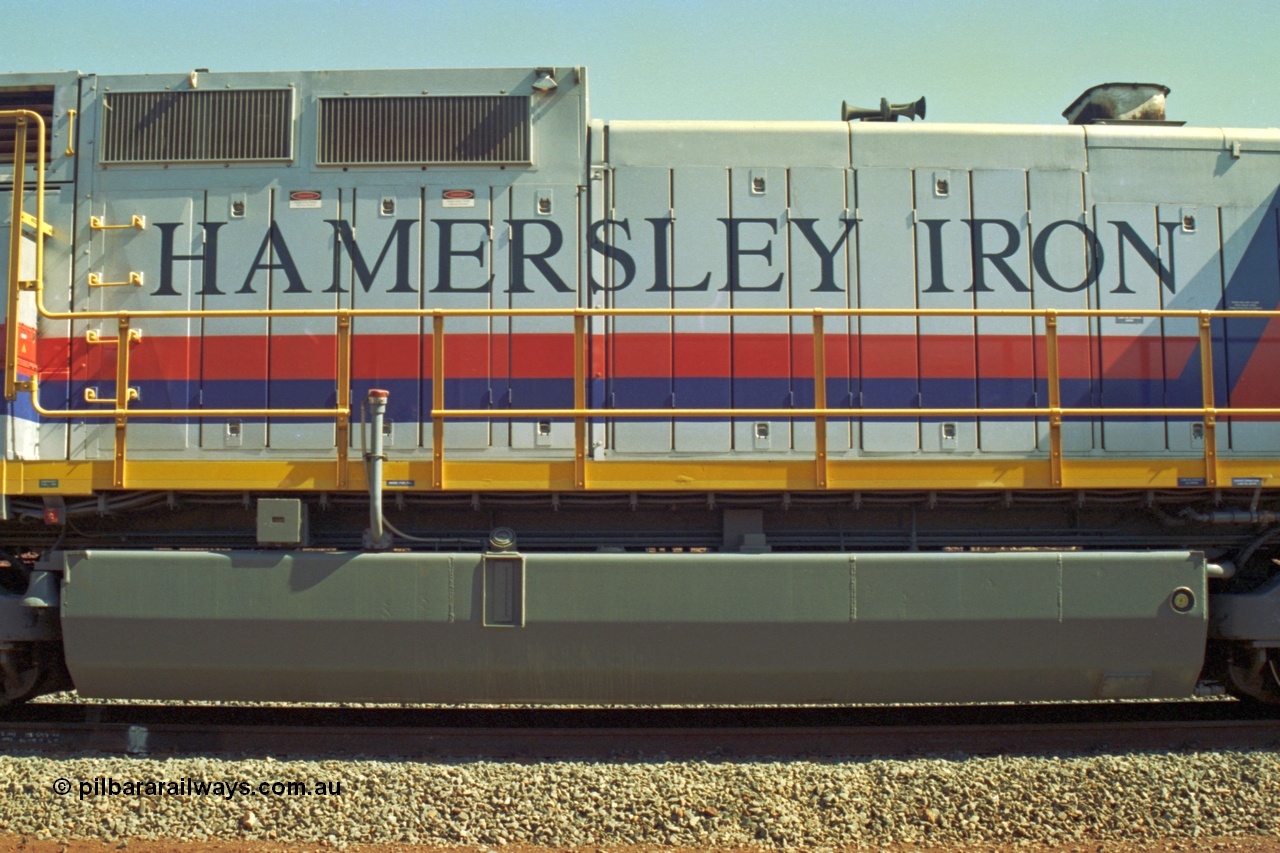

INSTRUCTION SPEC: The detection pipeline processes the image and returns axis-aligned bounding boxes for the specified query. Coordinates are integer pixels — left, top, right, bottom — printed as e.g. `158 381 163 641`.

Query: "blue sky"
4 0 1278 127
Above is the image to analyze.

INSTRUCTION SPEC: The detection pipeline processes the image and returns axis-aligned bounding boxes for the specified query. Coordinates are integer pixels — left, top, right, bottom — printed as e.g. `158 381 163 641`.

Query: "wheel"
0 644 43 705
0 643 70 708
1226 646 1280 705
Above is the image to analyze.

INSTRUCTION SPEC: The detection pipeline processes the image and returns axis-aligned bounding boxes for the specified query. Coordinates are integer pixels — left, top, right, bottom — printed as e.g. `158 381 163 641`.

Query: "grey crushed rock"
0 751 1276 847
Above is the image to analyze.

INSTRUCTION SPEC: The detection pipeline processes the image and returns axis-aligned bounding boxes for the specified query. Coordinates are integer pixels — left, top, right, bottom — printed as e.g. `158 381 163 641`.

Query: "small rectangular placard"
442 189 476 208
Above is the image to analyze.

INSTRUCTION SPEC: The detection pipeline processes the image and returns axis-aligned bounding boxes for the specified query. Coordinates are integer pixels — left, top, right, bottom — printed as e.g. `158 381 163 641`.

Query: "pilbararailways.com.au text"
52 777 342 800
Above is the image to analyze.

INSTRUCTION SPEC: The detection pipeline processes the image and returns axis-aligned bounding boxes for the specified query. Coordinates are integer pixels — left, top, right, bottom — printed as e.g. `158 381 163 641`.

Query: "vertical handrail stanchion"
1199 312 1218 488
432 313 445 490
336 312 352 488
573 311 587 489
4 117 26 402
813 312 828 489
112 316 132 488
33 116 44 291
1045 312 1063 488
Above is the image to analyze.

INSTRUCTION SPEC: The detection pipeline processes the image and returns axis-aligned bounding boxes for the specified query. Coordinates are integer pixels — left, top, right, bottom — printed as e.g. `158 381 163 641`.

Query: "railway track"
3 701 1277 760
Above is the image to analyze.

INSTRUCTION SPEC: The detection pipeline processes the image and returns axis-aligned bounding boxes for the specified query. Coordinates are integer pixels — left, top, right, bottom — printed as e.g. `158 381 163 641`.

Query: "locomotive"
1 68 1278 707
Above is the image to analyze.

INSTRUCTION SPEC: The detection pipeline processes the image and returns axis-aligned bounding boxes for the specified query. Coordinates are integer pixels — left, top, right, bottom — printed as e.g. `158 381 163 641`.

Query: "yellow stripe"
3 457 1275 495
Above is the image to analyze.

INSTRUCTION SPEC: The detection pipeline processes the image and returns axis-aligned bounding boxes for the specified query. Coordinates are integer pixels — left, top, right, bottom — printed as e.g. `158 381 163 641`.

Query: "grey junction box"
256 498 308 546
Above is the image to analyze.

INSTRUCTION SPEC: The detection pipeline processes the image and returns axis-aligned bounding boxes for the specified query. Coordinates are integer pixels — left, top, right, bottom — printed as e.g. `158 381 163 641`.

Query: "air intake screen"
101 89 293 163
318 96 531 165
0 87 54 166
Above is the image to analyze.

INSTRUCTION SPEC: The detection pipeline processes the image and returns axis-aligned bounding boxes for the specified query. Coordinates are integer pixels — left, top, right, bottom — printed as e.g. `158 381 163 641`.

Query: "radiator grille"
101 89 293 163
318 96 530 165
0 87 55 166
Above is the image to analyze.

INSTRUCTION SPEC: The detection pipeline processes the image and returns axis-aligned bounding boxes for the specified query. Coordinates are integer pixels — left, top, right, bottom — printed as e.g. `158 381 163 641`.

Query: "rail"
4 111 1279 490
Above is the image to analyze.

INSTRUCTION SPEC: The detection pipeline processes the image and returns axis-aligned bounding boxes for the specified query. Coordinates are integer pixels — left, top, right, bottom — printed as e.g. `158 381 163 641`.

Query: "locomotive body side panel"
8 70 1279 484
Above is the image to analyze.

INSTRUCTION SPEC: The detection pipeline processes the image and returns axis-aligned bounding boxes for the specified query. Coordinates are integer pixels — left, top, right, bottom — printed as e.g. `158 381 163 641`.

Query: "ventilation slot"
0 87 55 166
101 89 293 163
318 96 531 166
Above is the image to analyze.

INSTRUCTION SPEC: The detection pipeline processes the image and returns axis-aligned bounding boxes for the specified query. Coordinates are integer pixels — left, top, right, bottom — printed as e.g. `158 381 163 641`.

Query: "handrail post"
1199 312 1218 488
432 313 445 490
112 316 132 488
1045 312 1063 488
812 312 828 489
336 313 351 488
573 311 587 490
4 116 26 401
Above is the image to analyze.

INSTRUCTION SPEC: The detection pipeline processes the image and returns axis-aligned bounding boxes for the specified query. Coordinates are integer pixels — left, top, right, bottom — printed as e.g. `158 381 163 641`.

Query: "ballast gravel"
0 751 1277 849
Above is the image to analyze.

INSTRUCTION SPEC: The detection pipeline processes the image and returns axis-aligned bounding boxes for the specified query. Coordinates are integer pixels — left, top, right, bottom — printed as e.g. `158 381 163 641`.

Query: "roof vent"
1063 83 1179 125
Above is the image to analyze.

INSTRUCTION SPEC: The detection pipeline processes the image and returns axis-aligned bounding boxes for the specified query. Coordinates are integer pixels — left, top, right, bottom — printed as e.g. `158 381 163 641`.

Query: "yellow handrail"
15 302 1280 491
3 109 47 401
24 301 1280 322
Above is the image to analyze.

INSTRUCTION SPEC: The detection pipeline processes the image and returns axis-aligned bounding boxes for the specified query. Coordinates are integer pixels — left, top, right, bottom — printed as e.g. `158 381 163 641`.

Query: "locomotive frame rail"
6 113 1280 495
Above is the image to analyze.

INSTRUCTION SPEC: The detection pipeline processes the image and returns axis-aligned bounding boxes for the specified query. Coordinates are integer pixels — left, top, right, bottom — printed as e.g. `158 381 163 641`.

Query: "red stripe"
433 334 489 379
673 334 730 377
21 332 1204 384
36 334 71 379
790 335 854 380
353 336 419 381
71 335 196 381
490 336 509 381
612 333 671 378
733 333 791 378
919 336 977 379
977 336 1034 379
202 336 265 380
132 336 199 381
861 336 918 378
270 336 336 380
1098 336 1164 380
510 333 574 379
1034 335 1095 380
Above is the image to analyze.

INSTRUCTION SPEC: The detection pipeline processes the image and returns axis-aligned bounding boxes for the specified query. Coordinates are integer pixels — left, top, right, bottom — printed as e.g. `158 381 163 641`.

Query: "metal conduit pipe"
1207 561 1237 580
1181 508 1279 525
364 389 392 550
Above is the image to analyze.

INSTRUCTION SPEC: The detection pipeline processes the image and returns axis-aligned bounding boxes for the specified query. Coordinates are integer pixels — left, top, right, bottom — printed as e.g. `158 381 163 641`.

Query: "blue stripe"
19 374 1252 428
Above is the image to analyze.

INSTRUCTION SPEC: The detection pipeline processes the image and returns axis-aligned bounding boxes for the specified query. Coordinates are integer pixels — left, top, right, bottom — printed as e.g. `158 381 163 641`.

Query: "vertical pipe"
366 389 390 549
